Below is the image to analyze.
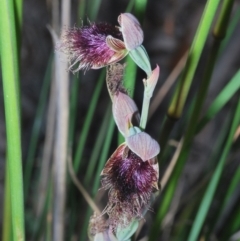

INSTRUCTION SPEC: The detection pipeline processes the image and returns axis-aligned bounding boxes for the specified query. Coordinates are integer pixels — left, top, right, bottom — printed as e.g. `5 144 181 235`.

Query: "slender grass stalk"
24 54 52 197
69 0 96 145
196 69 240 133
187 95 240 241
79 106 115 241
134 0 148 21
125 0 135 12
172 112 232 240
31 182 52 241
87 0 101 20
219 5 240 55
45 183 53 241
150 0 234 239
159 0 221 150
2 166 12 241
68 0 87 150
68 74 81 148
52 0 60 34
219 202 240 240
84 104 112 184
217 164 240 222
185 0 236 140
13 0 22 28
68 154 101 214
73 70 105 171
67 1 104 238
0 0 25 241
168 0 221 119
92 109 115 195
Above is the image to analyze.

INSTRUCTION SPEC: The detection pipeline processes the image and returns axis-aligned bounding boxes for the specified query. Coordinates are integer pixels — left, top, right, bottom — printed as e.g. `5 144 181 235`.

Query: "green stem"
0 0 25 240
68 74 80 148
2 165 12 241
140 93 150 129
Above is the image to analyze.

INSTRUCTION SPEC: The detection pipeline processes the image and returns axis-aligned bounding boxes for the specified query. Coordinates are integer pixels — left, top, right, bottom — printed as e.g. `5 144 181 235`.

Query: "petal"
91 51 128 69
118 13 144 50
107 50 128 65
106 35 126 51
112 92 140 136
126 131 160 161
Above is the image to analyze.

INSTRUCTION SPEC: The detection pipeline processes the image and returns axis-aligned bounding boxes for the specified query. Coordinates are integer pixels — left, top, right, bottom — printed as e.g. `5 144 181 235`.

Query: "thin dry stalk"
67 154 101 215
51 0 71 240
149 51 188 119
160 138 184 191
52 0 60 34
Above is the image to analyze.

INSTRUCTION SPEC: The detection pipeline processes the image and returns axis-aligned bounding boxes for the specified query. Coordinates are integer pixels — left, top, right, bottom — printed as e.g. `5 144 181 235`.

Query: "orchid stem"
140 91 150 130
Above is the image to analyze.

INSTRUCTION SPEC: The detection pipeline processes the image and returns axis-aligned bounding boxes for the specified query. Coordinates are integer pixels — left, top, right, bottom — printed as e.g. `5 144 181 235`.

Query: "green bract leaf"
129 45 151 76
116 220 139 241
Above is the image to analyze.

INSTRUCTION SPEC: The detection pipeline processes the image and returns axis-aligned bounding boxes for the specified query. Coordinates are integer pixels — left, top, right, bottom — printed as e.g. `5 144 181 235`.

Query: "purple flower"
58 22 127 72
101 143 159 228
57 13 144 73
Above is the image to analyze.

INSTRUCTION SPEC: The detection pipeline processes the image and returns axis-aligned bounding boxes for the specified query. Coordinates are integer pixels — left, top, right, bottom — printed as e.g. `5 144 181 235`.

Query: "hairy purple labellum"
101 144 158 227
58 22 127 72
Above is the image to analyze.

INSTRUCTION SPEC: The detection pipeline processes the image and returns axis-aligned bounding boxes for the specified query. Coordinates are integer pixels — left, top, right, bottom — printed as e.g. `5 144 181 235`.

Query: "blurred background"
1 0 240 240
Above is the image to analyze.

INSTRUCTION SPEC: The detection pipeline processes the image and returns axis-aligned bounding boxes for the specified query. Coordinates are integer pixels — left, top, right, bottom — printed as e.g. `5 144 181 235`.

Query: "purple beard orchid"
57 13 143 73
58 11 161 239
98 65 160 230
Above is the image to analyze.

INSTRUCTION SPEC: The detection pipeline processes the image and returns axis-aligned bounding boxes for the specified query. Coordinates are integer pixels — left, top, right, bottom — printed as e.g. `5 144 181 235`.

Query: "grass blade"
2 167 12 241
168 0 221 119
196 69 240 133
0 0 25 240
187 96 240 241
73 70 105 171
24 54 52 196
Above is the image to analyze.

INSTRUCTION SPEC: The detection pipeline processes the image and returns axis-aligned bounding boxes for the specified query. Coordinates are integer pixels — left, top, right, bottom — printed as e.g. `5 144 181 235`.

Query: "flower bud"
144 65 160 98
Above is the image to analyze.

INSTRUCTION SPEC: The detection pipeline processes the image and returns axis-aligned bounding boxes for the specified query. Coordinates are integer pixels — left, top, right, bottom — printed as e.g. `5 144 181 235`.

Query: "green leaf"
0 0 25 240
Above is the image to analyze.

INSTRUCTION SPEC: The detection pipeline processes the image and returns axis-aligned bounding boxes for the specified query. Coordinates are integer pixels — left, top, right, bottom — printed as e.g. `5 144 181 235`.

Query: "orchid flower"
57 13 144 73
